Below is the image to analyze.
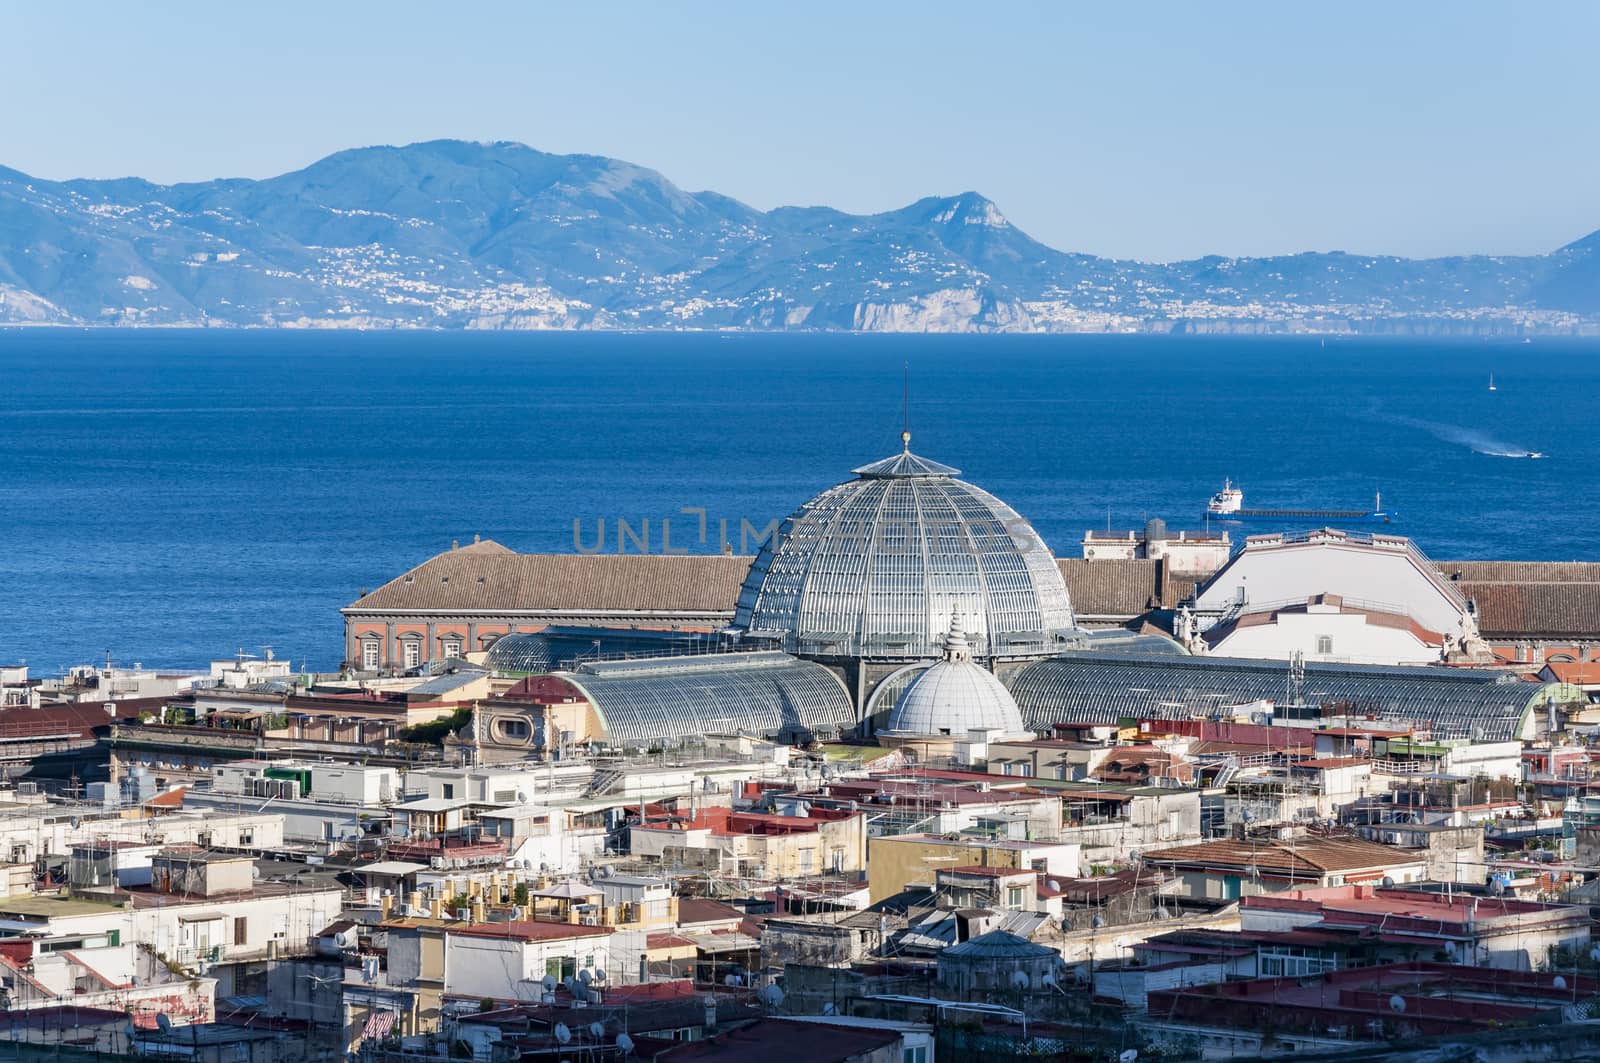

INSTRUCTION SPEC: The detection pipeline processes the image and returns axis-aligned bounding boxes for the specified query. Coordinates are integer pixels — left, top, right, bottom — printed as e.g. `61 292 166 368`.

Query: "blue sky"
4 2 1596 261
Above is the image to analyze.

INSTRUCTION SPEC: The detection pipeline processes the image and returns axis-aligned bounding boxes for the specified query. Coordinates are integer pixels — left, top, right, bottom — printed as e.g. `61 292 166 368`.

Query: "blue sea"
1 329 1596 674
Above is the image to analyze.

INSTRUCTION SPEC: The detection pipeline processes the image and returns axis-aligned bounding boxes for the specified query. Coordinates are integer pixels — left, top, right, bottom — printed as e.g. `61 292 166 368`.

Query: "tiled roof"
1438 561 1600 582
1056 558 1197 615
1435 561 1600 638
348 548 1196 620
347 547 1598 639
1141 836 1420 876
1456 581 1600 638
347 543 750 614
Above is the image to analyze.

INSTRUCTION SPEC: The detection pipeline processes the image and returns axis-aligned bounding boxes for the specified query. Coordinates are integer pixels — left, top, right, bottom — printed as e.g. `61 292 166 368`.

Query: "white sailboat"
1488 372 1497 392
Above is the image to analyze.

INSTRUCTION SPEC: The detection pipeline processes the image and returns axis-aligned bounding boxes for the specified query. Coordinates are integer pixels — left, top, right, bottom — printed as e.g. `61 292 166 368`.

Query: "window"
1005 886 1024 909
497 718 531 741
361 642 380 670
403 641 421 668
442 784 455 799
904 1048 929 1063
234 917 248 945
239 828 253 846
442 640 462 659
1315 635 1333 655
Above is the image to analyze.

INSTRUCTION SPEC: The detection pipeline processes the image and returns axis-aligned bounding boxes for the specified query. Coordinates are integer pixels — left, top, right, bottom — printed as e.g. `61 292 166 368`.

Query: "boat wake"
1378 413 1541 458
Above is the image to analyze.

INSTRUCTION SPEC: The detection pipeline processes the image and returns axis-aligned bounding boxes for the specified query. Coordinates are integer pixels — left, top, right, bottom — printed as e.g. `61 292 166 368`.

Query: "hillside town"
4 439 1600 1062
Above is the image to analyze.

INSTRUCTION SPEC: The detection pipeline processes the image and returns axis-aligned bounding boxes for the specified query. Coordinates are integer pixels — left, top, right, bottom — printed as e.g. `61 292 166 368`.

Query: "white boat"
1488 373 1497 392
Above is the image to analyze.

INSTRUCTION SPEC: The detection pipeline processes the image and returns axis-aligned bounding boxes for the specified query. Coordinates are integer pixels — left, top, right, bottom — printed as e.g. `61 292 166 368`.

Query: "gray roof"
733 443 1079 660
942 928 1057 960
1007 652 1558 742
558 651 856 745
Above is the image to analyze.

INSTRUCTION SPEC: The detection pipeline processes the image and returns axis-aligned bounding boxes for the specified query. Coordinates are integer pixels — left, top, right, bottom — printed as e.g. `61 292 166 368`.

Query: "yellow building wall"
866 836 1028 903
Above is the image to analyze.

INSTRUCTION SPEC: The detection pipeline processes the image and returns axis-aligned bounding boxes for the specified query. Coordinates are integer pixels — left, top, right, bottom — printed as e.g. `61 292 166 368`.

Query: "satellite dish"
1555 975 1569 991
542 975 557 991
1489 879 1505 897
1120 1052 1139 1063
1380 877 1394 888
517 791 529 803
553 1023 571 1044
1092 915 1106 929
821 1001 836 1015
590 968 605 983
156 1014 172 1034
1389 995 1406 1013
759 984 785 1008
1047 879 1061 892
589 1022 605 1039
1010 970 1031 990
616 1033 635 1053
578 969 592 986
1443 942 1457 957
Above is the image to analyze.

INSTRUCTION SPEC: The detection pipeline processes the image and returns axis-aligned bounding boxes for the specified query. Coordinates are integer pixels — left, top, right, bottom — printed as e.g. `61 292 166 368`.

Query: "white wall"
443 931 612 1000
1212 611 1440 666
1195 539 1466 638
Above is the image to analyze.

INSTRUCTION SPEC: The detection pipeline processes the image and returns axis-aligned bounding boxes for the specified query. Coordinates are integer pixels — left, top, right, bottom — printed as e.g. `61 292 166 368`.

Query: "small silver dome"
883 614 1030 738
732 437 1078 660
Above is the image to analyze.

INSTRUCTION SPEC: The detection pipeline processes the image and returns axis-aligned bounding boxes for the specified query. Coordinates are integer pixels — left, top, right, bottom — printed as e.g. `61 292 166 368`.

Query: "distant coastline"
2 140 1598 335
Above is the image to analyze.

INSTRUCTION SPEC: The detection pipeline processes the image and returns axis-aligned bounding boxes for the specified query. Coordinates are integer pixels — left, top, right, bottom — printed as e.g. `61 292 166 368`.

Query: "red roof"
1543 661 1600 685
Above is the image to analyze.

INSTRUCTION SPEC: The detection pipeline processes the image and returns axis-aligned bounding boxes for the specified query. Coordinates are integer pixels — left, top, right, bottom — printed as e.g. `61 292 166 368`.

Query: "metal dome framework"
732 443 1079 661
1008 652 1565 742
556 651 855 746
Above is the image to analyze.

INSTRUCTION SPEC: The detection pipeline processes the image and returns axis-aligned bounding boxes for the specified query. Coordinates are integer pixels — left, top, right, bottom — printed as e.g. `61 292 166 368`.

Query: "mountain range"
2 139 1597 333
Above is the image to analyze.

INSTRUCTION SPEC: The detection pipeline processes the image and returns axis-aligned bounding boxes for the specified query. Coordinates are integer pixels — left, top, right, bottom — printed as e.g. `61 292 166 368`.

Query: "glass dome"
732 436 1078 660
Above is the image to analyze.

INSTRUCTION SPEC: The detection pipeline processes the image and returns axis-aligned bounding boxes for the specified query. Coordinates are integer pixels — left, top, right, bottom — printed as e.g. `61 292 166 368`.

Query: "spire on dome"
943 612 972 664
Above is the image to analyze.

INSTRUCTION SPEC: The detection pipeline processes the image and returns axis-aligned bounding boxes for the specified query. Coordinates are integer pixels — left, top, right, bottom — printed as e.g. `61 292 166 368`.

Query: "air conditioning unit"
455 907 472 921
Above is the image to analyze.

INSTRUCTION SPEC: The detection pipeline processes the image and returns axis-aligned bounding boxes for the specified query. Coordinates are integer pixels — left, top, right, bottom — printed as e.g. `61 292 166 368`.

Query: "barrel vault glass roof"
1008 652 1557 742
732 444 1078 660
556 651 855 746
484 627 719 674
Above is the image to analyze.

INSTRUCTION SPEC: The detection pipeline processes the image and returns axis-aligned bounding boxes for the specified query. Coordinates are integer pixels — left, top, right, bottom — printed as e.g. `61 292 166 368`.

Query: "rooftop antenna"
901 361 911 451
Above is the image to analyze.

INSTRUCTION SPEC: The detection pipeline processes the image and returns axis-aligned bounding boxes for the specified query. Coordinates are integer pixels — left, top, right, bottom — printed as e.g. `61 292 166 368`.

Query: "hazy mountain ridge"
1 139 1596 333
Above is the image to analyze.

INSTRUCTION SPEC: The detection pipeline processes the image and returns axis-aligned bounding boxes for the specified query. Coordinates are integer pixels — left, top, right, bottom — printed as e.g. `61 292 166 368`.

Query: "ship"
1205 480 1394 524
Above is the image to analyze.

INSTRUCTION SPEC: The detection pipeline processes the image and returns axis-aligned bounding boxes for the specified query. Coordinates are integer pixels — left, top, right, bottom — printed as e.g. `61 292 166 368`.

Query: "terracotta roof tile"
347 544 751 614
348 549 1204 621
1141 836 1418 876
